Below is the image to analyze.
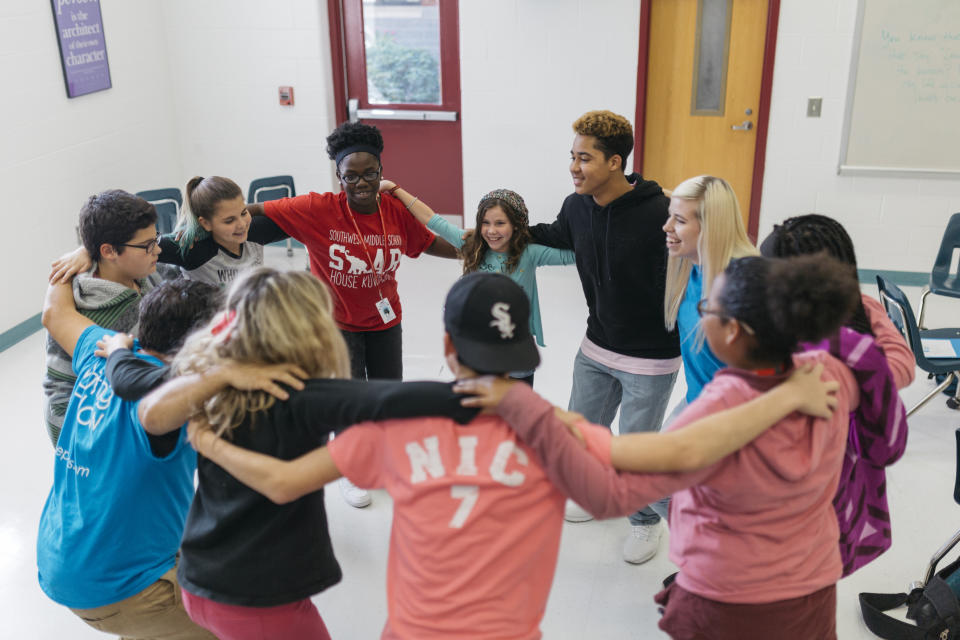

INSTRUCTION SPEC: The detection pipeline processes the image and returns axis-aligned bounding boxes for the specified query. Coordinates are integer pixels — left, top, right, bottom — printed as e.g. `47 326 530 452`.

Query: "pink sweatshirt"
862 293 915 389
497 350 859 604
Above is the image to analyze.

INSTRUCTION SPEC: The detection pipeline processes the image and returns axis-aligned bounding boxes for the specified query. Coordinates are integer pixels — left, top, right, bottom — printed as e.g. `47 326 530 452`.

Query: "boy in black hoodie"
529 110 680 564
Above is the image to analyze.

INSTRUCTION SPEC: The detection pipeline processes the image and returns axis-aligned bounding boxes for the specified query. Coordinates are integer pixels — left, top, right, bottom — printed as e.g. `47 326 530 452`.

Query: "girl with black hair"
760 213 914 386
463 254 866 639
246 121 457 509
246 121 457 382
760 213 914 575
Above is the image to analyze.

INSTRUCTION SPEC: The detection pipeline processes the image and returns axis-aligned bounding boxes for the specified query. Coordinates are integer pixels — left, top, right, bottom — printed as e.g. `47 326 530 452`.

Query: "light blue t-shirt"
37 325 196 609
428 214 575 347
678 264 726 403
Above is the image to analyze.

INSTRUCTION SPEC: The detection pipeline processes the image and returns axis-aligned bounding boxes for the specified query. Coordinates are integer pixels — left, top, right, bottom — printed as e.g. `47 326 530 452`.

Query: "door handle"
731 120 754 131
357 108 458 122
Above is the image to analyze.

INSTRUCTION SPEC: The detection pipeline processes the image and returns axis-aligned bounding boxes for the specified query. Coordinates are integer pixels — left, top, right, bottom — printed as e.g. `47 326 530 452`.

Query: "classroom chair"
248 175 299 257
136 188 183 235
918 213 960 330
877 275 960 416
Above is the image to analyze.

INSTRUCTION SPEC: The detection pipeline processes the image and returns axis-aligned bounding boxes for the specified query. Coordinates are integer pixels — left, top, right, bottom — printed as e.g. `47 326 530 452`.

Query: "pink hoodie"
497 350 859 605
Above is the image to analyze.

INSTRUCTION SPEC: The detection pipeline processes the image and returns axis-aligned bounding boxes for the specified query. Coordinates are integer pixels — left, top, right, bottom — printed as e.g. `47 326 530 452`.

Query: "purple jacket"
805 328 908 577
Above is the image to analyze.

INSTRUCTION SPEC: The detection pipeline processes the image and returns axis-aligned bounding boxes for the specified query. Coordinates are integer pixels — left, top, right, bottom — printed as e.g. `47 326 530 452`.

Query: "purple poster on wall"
50 0 111 98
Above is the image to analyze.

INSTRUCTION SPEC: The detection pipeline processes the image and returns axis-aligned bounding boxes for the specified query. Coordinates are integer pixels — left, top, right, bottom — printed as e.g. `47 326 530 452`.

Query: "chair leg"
908 372 957 418
949 373 960 410
917 286 932 330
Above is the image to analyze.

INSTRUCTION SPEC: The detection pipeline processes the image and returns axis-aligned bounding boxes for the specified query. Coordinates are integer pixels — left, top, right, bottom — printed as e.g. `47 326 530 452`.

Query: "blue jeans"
649 399 688 521
568 349 678 526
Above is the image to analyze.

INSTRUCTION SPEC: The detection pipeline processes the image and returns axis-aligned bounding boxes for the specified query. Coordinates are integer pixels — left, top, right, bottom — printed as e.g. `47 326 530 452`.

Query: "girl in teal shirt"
380 182 574 385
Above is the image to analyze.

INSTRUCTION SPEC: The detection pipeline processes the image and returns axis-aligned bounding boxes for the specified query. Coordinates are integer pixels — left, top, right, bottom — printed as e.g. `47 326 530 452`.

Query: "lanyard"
339 196 390 295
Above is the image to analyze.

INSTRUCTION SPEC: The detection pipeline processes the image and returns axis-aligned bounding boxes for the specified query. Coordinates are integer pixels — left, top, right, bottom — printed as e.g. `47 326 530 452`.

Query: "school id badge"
376 297 396 324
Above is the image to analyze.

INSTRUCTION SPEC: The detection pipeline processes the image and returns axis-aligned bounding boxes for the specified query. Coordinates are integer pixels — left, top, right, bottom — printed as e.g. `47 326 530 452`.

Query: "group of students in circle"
36 108 914 639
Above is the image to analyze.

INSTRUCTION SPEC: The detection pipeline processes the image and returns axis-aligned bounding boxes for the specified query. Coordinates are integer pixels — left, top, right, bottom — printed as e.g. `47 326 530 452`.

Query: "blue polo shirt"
37 325 196 609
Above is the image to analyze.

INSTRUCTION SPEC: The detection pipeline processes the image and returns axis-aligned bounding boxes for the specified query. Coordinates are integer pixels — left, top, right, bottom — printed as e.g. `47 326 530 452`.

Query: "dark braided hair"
759 214 872 335
719 255 860 365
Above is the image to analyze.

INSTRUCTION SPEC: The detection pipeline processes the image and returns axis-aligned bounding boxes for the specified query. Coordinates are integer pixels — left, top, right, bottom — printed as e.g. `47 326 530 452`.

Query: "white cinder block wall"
758 0 960 272
158 0 339 202
0 0 181 333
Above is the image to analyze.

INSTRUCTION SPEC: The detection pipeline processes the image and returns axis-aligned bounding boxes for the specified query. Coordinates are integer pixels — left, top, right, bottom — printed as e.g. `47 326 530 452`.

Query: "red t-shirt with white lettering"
328 415 570 640
264 192 435 331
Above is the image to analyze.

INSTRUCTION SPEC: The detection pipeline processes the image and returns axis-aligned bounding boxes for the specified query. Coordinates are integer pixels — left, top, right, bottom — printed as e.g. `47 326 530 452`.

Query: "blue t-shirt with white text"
36 325 196 609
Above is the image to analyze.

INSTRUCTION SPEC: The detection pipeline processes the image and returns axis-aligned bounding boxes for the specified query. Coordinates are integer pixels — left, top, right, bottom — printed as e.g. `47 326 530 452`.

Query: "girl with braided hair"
760 213 914 575
759 214 912 387
389 182 575 386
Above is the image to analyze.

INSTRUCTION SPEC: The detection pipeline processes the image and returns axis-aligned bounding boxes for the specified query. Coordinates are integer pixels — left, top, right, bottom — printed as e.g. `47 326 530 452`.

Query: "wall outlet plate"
807 97 823 118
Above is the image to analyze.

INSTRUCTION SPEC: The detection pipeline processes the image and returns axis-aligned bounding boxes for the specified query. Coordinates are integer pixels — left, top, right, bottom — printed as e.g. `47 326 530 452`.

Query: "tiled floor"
4 247 960 639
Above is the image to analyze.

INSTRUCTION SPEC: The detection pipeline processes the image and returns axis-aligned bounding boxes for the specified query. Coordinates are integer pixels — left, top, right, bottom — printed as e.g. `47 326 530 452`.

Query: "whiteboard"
839 0 960 177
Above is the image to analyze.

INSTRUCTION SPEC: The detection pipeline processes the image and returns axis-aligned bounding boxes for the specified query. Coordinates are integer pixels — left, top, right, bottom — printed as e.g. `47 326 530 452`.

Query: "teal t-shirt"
678 265 726 403
428 214 575 347
37 325 196 609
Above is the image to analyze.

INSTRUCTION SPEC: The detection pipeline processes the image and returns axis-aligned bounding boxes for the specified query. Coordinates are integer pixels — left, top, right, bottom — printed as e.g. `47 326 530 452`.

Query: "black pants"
340 323 402 380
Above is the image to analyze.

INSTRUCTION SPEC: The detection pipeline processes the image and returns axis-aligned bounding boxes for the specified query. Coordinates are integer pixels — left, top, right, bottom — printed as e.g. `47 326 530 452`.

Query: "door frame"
327 0 462 121
633 0 781 241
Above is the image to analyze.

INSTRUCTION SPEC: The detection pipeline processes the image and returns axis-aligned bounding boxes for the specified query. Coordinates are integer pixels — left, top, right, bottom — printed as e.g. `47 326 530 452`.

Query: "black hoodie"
529 174 680 359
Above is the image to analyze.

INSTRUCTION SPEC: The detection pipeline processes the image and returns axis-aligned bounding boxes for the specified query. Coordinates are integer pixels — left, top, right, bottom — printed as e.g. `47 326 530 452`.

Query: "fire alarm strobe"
279 86 294 106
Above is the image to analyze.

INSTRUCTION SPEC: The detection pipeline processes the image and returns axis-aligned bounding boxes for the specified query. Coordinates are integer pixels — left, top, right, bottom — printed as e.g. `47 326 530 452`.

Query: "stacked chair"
247 175 299 257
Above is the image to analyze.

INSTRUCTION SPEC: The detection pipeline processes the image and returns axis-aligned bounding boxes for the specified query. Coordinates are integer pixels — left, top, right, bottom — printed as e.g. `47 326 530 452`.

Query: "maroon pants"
655 580 837 640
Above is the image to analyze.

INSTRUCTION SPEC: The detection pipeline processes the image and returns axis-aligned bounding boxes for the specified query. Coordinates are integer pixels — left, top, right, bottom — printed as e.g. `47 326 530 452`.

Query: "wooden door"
642 0 770 230
332 0 464 218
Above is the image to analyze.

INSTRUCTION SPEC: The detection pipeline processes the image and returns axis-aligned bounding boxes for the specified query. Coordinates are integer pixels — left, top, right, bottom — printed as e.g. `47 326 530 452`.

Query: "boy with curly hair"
529 110 680 564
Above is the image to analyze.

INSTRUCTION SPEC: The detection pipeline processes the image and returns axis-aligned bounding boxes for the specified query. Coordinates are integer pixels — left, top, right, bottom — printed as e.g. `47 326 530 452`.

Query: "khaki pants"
70 565 216 640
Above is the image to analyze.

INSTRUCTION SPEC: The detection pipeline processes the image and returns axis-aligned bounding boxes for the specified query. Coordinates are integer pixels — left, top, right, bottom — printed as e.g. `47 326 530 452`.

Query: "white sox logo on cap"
489 302 515 339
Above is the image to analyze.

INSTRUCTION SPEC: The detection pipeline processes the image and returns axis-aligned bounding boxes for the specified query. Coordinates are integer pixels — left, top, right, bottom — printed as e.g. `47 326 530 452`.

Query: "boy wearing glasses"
42 190 166 446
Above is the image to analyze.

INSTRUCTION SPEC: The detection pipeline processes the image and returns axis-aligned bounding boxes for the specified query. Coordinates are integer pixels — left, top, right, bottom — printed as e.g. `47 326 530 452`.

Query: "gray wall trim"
0 313 42 354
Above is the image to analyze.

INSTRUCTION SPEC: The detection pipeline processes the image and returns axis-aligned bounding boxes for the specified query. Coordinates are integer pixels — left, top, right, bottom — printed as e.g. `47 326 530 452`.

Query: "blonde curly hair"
173 267 350 436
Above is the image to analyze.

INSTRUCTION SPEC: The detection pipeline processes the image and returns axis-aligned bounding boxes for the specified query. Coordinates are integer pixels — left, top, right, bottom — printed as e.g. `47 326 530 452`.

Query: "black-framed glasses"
696 299 755 335
118 234 162 253
338 166 382 185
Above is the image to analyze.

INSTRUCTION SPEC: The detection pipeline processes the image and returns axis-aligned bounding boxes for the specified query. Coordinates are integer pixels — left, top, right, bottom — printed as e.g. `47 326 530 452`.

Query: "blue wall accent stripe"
0 313 42 354
858 269 928 287
0 270 931 354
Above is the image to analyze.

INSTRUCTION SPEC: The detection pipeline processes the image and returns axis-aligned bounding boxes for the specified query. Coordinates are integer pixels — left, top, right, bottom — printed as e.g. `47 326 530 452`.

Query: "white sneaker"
564 499 593 523
623 523 661 564
339 477 371 508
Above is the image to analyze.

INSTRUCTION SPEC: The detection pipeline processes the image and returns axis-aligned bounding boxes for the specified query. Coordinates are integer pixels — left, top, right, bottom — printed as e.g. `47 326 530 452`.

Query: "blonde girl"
132 267 479 640
663 175 757 404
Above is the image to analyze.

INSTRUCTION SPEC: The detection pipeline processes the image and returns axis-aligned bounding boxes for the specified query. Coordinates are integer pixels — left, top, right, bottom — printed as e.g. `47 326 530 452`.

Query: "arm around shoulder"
42 281 94 358
192 422 342 504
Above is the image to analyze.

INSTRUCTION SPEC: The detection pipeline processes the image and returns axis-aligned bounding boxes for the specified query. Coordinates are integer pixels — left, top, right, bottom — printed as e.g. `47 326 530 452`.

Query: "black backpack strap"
913 577 960 633
954 427 960 505
859 590 926 640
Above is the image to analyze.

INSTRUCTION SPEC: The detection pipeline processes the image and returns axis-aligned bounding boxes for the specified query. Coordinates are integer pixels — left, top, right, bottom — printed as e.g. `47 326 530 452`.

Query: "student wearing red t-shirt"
248 121 457 508
248 121 456 383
